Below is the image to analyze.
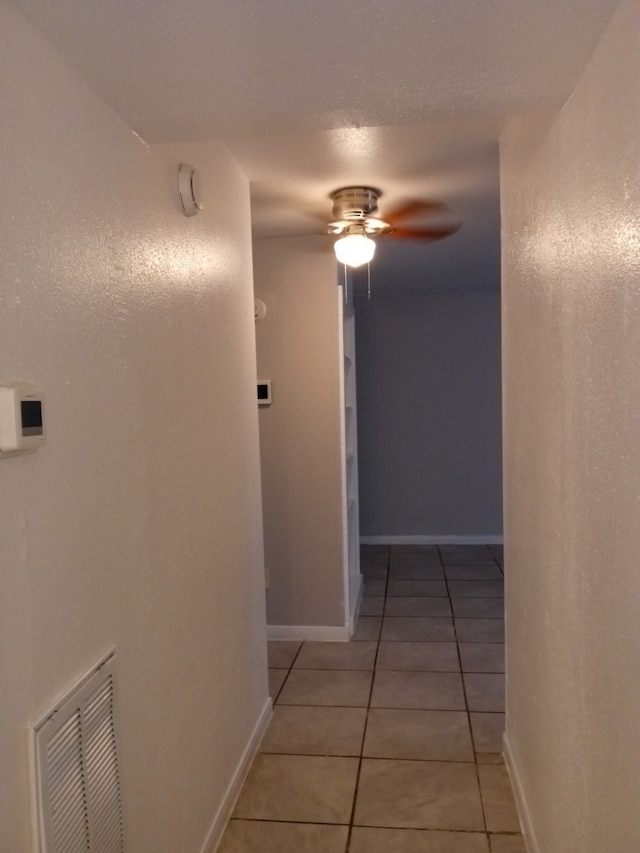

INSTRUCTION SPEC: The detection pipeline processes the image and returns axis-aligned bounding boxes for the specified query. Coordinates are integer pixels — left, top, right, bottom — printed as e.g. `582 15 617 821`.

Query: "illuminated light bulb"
334 233 376 268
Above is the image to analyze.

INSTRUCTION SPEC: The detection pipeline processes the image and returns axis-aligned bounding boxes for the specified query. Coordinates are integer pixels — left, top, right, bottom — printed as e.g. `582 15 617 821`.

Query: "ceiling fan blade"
383 199 449 225
386 223 460 241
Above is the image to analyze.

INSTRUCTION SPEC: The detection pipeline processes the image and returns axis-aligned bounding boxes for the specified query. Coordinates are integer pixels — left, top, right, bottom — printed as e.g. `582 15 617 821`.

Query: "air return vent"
30 651 123 853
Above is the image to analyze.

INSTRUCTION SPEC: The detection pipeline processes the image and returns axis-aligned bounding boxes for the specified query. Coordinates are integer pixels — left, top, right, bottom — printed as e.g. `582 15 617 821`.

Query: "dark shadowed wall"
355 287 502 538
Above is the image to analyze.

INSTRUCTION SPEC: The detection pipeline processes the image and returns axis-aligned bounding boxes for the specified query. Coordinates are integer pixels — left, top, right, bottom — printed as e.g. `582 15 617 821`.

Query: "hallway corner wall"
253 237 347 631
500 0 640 850
0 6 268 851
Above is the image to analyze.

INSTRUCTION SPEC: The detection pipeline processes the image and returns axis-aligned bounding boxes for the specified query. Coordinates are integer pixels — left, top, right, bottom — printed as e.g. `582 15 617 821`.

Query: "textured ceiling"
227 118 501 233
12 0 620 291
13 0 619 143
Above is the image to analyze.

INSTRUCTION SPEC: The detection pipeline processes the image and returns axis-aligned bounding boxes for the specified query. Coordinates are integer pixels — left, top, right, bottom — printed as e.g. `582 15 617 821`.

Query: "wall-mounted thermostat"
0 382 45 455
257 381 272 406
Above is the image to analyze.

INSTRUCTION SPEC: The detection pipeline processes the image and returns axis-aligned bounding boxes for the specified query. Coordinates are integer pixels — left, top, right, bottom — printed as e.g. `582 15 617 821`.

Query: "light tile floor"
219 544 525 853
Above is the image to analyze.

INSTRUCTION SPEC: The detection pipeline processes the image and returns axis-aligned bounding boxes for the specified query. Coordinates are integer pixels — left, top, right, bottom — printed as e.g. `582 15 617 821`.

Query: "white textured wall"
501 1 640 850
253 238 346 629
0 6 267 852
355 289 502 538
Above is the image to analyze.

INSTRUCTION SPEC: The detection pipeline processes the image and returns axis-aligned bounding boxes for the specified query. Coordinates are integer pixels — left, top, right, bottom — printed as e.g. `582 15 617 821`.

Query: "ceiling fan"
325 186 459 268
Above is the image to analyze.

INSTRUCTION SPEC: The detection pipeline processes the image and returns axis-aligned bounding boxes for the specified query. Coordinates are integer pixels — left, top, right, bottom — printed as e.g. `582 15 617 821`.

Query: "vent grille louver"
31 652 123 853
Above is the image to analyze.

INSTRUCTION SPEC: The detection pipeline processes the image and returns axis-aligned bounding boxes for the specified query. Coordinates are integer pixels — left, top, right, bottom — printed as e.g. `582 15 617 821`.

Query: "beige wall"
253 238 347 631
0 6 267 851
501 1 640 850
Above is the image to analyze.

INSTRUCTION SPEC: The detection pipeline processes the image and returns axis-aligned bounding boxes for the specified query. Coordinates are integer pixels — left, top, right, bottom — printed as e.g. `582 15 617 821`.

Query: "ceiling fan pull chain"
344 263 348 303
368 262 371 301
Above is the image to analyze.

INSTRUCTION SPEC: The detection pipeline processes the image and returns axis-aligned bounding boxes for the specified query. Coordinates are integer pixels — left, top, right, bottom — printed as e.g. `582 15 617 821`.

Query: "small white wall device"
177 163 203 217
0 381 45 455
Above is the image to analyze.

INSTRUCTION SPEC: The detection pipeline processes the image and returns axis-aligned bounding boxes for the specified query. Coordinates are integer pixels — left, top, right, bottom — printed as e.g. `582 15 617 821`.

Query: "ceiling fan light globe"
334 233 376 268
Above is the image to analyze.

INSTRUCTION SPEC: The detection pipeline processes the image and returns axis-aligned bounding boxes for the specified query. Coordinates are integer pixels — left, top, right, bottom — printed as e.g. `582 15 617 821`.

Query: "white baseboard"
360 535 504 545
267 624 350 642
503 731 537 853
348 573 364 636
200 696 272 853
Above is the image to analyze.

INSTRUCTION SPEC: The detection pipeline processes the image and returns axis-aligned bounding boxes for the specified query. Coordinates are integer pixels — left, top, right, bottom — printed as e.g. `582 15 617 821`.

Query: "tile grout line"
345 543 389 853
440 544 490 843
272 639 305 704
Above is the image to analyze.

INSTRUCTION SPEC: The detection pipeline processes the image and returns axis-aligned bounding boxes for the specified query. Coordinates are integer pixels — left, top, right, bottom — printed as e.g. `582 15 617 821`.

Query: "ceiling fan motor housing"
328 185 459 242
331 186 381 221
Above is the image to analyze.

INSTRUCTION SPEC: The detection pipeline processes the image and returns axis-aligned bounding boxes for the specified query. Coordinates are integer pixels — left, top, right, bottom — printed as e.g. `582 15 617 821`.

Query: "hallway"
220 544 523 852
